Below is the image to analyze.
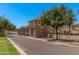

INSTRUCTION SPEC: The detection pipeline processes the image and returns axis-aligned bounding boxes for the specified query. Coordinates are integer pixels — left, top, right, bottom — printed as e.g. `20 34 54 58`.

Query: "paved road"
8 35 79 55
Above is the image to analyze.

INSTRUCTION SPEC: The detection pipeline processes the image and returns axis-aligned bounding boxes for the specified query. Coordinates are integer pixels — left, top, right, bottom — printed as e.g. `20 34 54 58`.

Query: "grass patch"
0 37 20 55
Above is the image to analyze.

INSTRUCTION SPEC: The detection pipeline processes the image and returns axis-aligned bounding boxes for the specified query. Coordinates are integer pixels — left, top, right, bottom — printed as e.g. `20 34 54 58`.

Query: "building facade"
28 18 79 38
29 19 49 38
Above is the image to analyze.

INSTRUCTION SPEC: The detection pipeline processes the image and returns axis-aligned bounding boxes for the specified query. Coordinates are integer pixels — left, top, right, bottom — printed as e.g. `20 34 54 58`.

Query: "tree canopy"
42 4 76 40
0 16 16 31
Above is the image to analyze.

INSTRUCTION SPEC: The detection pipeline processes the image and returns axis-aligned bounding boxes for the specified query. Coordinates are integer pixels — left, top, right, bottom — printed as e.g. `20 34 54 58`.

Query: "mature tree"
8 23 16 31
42 6 66 40
42 4 76 40
17 26 26 33
19 26 26 30
0 25 4 30
3 18 10 30
0 16 16 31
0 17 5 29
65 8 76 34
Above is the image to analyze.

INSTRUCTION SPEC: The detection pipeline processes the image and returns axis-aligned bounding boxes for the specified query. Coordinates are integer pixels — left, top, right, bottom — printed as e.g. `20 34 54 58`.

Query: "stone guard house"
29 19 49 38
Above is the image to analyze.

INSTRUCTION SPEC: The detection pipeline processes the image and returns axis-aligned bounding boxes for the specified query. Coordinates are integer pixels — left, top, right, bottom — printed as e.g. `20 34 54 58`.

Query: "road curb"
7 37 27 55
51 42 79 47
25 36 46 42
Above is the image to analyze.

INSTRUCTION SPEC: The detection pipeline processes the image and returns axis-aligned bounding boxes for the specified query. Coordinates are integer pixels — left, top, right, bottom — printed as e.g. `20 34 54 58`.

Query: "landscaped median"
0 36 20 55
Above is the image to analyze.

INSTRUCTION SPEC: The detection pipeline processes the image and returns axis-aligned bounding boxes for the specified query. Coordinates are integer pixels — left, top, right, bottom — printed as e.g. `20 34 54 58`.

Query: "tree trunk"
56 27 58 40
69 25 72 40
69 25 71 35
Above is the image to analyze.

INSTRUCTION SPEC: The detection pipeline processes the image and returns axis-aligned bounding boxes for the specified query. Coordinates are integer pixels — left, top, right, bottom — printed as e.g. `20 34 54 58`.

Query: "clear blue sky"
0 3 79 28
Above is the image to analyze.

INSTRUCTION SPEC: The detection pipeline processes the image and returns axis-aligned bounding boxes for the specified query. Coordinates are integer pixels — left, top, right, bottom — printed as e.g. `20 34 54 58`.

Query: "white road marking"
7 37 27 55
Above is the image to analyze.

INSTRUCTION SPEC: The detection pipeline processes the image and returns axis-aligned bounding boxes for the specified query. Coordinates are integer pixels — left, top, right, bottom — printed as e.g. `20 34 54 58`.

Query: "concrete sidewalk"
25 36 79 47
25 36 48 41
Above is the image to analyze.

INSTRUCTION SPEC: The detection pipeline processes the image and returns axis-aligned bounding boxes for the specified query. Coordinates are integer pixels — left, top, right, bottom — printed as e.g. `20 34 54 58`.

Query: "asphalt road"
8 35 79 55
